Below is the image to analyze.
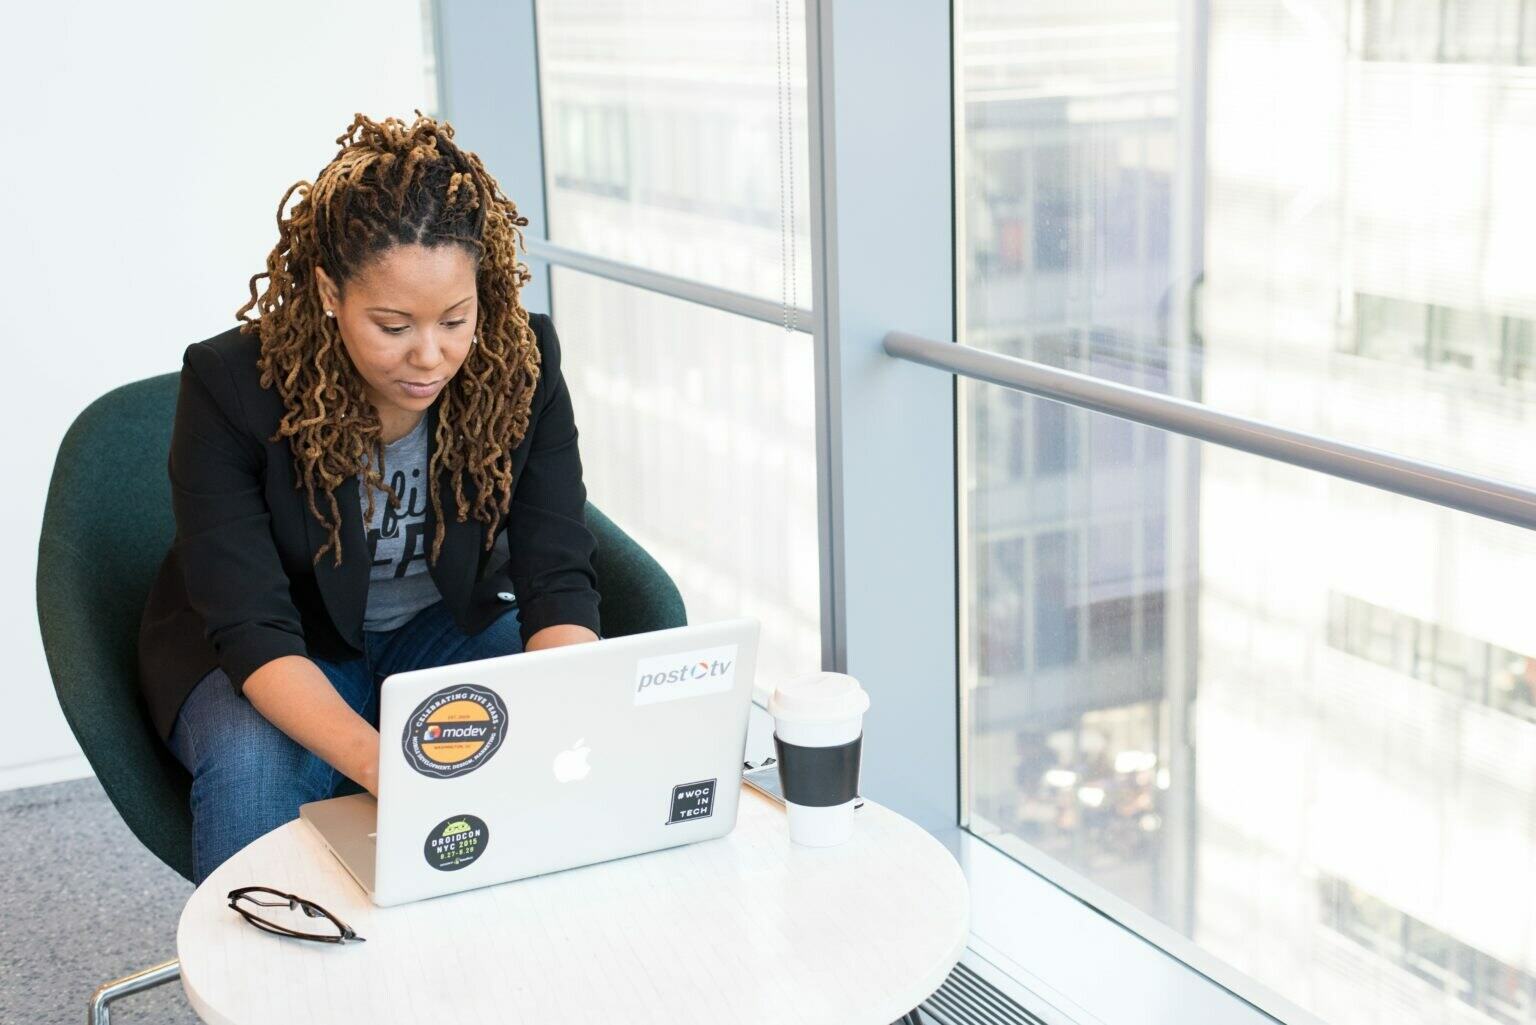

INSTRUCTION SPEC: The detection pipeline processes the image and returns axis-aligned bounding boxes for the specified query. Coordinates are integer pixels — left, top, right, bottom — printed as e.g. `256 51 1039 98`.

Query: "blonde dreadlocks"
235 111 540 570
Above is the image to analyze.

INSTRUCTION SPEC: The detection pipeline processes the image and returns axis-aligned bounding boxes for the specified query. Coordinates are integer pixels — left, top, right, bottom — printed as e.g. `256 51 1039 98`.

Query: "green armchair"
35 367 686 1023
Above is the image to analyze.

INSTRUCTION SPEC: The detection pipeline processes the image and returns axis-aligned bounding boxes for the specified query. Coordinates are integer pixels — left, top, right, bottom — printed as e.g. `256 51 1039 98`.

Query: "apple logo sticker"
553 739 592 783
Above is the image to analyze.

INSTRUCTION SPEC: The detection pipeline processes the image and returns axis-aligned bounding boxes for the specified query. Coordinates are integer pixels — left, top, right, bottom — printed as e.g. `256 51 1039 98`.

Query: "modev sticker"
424 814 488 871
401 684 507 778
633 644 739 706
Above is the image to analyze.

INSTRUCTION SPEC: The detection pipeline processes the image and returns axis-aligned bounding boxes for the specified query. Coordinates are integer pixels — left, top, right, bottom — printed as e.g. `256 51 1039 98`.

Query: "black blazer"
136 312 601 742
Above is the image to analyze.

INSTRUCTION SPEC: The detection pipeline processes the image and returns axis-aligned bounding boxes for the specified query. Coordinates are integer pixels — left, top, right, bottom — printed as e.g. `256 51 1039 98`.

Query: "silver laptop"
300 616 760 907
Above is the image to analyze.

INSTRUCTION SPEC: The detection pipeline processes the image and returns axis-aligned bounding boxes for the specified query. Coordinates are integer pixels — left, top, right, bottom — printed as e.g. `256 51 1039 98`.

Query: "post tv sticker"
424 814 488 871
401 685 508 778
634 644 738 706
667 778 716 824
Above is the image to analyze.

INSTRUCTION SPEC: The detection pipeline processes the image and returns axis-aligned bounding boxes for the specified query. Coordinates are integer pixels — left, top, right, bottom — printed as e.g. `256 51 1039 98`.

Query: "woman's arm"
527 624 599 651
243 656 382 795
503 313 605 644
170 342 377 794
170 343 311 693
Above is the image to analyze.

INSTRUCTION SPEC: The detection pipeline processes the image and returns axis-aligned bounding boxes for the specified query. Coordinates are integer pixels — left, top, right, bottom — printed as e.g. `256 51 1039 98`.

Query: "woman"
137 112 602 885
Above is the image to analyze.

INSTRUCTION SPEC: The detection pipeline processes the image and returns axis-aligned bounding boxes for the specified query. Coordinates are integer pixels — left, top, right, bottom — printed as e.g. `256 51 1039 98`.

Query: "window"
1350 293 1535 387
1441 0 1522 63
1503 318 1535 384
1353 293 1431 363
534 0 811 305
1032 530 1079 669
1361 0 1450 60
419 0 442 117
525 0 818 696
1429 305 1502 374
1329 592 1536 723
550 267 821 689
957 0 1536 1021
1360 0 1524 63
958 2 1536 491
1322 875 1536 1025
965 417 1536 1025
550 102 630 199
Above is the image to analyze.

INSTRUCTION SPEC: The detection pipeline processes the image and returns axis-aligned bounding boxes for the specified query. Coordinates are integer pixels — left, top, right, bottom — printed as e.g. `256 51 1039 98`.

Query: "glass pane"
1354 293 1429 364
1525 0 1536 64
1361 0 1445 61
962 396 1536 1025
958 0 1536 1019
1442 0 1522 63
550 266 820 688
957 0 1536 491
534 0 813 312
419 0 441 117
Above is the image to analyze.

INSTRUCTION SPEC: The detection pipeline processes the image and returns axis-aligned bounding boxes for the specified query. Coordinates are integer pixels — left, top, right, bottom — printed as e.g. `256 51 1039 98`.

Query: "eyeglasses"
226 886 366 944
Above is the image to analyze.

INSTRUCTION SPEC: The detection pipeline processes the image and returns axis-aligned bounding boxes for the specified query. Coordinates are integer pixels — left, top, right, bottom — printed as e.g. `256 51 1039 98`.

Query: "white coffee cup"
768 671 870 847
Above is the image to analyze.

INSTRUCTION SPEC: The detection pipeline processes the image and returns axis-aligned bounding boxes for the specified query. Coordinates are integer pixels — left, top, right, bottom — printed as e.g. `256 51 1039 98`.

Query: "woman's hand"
244 655 383 799
359 752 380 797
526 623 599 652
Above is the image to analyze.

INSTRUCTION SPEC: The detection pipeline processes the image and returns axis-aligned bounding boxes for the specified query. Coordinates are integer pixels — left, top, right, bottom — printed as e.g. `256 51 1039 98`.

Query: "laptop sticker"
402 685 508 778
667 778 717 824
634 644 738 706
424 814 488 871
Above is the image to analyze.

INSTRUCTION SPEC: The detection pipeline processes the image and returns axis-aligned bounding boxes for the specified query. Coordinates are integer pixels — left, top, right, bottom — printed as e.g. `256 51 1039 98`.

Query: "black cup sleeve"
772 732 862 808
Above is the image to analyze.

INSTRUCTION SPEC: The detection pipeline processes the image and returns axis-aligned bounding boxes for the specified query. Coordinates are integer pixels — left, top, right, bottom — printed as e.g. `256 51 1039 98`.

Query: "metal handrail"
524 237 814 330
884 330 1536 533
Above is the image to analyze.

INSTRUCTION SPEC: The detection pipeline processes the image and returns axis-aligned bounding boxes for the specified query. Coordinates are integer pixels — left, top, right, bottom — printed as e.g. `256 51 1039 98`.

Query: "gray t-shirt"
359 415 440 632
359 416 514 633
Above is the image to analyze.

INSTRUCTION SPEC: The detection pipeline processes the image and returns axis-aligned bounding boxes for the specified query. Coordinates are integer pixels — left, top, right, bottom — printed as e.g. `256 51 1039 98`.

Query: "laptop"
300 615 761 907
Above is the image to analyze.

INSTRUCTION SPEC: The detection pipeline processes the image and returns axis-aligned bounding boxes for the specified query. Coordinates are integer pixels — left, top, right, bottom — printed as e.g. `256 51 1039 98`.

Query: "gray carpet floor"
0 776 200 1024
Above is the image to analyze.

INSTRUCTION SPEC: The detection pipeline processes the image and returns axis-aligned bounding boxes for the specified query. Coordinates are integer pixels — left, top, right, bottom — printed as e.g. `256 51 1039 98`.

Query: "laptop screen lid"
371 615 760 906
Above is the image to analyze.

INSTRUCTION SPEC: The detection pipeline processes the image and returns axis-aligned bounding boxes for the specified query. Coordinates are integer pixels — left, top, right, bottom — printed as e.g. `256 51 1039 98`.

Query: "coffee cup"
768 671 869 847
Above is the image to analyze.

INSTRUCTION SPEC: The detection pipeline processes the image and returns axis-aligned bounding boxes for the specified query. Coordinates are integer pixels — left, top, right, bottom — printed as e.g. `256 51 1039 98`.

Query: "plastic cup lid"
768 671 870 723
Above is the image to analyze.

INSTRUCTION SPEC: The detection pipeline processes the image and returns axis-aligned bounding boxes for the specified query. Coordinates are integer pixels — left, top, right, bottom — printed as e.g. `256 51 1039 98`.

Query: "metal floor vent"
898 962 1050 1025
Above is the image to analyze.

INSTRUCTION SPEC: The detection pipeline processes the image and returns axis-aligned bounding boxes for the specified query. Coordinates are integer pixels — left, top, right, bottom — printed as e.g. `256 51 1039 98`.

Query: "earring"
325 309 335 318
471 334 478 346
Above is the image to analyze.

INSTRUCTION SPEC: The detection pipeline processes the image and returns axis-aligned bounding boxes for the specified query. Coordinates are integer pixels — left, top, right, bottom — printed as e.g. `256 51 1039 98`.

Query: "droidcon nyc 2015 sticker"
424 814 489 871
401 685 508 778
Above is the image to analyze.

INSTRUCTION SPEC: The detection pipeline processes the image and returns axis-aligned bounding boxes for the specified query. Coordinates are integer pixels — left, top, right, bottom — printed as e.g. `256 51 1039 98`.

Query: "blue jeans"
167 599 524 885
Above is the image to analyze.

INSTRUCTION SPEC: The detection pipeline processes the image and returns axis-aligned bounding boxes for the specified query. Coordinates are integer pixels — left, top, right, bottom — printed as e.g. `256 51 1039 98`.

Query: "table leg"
88 958 180 1025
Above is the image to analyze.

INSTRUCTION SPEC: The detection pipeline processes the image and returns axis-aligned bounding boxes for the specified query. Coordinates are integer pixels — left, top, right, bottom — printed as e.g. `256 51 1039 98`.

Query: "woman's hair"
236 111 540 569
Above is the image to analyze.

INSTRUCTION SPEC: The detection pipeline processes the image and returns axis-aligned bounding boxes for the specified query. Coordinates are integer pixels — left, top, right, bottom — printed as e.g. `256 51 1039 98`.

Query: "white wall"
0 1 433 790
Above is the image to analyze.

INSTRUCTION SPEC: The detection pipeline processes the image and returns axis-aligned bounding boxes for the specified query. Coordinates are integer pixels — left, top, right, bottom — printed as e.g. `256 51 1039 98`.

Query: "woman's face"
314 243 479 427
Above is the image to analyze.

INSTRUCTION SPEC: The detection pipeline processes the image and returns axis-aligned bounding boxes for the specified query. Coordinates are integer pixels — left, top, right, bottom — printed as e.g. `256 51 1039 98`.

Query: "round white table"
177 787 969 1024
